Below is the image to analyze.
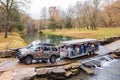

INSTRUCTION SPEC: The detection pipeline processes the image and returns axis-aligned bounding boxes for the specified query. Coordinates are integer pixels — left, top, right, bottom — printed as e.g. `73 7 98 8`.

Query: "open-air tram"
60 38 99 59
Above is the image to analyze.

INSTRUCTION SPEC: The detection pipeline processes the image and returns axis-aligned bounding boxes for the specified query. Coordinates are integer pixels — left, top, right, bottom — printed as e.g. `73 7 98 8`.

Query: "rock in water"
64 64 71 70
81 67 94 74
65 71 72 77
52 66 66 75
110 54 118 59
36 68 48 76
64 62 81 77
64 62 81 70
49 74 66 80
83 62 96 68
13 68 36 80
90 60 101 67
0 71 13 80
36 66 66 76
71 62 82 69
71 68 79 73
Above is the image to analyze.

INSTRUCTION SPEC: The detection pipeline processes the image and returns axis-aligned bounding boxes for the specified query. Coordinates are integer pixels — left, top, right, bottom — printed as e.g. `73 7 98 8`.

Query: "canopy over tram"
60 38 98 45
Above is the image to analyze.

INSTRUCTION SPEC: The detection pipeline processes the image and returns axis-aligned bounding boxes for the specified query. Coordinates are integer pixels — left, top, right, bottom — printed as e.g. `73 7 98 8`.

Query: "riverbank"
43 28 120 39
0 32 26 50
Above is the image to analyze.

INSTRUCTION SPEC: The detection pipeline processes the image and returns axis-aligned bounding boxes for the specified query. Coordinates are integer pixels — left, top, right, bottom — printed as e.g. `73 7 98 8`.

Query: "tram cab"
60 38 99 59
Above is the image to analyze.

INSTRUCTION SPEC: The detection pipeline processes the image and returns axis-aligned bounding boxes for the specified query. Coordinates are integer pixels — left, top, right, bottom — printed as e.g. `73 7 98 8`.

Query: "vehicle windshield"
27 44 36 51
27 44 40 51
27 44 33 49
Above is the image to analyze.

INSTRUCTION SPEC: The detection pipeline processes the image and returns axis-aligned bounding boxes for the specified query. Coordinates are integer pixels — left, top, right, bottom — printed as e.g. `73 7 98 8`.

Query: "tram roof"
60 38 98 45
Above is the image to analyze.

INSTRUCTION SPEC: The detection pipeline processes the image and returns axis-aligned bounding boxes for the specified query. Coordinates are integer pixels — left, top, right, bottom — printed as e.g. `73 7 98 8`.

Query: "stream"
67 59 120 80
23 33 75 45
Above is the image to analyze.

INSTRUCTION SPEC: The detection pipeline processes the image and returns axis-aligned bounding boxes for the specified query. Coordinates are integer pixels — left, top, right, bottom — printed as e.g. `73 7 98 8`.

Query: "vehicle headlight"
16 51 21 55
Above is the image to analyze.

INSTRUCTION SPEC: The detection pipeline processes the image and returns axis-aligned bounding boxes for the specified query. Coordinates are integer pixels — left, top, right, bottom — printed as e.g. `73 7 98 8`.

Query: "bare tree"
80 0 101 30
75 2 82 29
59 9 66 28
75 1 91 29
63 5 75 29
74 0 101 30
0 0 30 38
40 7 48 29
25 18 36 35
104 0 120 27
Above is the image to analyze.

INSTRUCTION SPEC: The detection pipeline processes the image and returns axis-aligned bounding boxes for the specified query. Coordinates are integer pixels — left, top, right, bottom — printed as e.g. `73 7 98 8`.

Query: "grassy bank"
0 32 27 50
43 28 120 39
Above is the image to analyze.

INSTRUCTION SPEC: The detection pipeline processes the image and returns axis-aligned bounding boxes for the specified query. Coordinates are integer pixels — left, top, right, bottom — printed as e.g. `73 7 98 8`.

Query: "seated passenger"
79 44 84 54
86 43 91 49
91 43 95 54
76 46 79 54
62 45 68 53
67 46 72 57
94 42 99 51
72 45 76 56
91 43 95 49
87 42 90 47
84 43 87 53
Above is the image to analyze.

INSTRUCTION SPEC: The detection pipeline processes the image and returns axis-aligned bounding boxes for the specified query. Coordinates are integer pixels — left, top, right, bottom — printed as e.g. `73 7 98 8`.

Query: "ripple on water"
102 59 118 67
67 59 120 80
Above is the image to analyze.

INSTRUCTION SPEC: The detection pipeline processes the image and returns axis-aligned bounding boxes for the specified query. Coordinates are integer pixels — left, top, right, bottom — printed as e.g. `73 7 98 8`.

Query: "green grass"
43 28 120 39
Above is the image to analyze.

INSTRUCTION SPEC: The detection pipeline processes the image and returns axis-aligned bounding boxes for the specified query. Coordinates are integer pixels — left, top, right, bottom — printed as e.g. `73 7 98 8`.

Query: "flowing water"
67 59 120 80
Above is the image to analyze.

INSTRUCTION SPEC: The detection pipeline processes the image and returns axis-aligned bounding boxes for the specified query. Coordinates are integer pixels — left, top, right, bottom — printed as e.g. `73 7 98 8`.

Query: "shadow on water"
23 32 75 44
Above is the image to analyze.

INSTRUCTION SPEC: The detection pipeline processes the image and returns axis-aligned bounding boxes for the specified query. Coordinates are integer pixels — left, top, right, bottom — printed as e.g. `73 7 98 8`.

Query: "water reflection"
23 32 75 44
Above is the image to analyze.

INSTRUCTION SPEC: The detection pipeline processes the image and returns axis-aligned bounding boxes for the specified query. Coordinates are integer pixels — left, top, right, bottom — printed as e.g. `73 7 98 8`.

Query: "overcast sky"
27 0 82 19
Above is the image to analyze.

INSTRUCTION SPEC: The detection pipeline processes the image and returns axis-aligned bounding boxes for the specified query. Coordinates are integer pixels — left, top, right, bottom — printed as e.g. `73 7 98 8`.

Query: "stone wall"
0 62 82 80
34 62 81 80
99 36 120 45
0 49 16 58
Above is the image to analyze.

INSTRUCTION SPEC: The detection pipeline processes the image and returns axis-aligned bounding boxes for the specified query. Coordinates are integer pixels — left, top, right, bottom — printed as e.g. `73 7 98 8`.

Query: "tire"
49 55 56 63
42 59 48 63
88 51 91 56
24 56 33 65
92 50 95 55
19 59 23 63
89 51 92 55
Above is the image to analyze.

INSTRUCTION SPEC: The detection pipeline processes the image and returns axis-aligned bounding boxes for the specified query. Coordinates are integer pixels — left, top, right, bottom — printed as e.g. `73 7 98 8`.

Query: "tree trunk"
4 28 8 38
86 24 89 30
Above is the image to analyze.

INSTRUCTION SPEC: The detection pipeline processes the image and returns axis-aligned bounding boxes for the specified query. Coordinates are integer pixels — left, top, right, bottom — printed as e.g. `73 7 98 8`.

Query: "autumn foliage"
48 0 120 30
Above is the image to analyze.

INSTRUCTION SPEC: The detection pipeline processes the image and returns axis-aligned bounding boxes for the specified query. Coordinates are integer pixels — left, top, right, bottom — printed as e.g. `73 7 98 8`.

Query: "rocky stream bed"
0 50 120 80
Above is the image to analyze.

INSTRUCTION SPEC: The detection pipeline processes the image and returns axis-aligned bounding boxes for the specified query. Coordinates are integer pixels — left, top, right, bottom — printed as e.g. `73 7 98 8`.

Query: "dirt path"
0 59 73 72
